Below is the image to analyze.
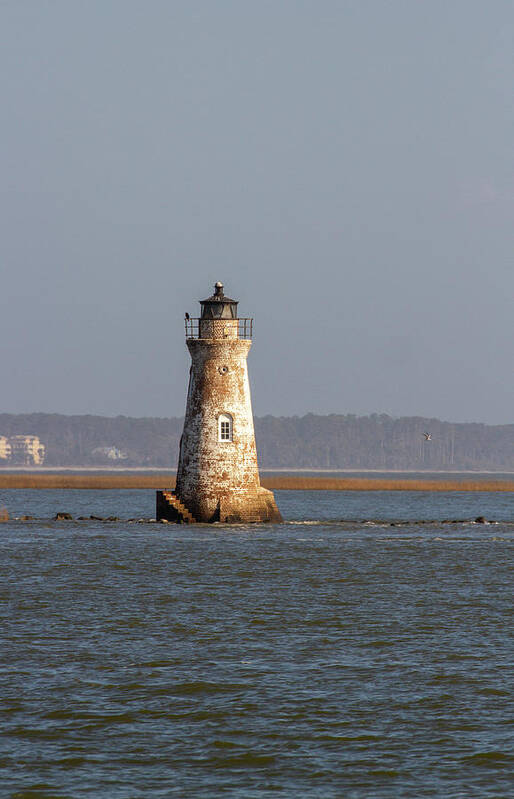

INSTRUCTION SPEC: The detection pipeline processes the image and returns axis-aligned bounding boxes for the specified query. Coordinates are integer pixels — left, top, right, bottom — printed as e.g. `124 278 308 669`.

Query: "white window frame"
218 413 233 442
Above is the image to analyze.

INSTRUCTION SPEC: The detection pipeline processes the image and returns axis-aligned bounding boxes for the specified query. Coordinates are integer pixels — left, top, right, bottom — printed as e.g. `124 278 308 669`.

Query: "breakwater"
0 473 513 491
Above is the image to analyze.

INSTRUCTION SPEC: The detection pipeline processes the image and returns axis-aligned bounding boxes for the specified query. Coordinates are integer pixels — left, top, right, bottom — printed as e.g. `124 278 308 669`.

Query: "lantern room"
200 282 238 319
185 282 252 340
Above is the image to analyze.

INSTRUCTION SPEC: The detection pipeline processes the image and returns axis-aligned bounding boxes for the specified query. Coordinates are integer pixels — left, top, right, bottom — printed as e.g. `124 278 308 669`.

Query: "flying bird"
423 433 432 441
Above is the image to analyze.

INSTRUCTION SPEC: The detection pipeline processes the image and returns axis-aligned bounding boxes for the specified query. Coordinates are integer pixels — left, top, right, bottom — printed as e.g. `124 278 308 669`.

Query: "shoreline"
1 466 513 475
0 474 513 491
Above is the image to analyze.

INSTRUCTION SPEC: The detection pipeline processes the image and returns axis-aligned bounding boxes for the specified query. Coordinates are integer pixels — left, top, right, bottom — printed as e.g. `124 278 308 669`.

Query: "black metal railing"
237 318 253 339
184 318 253 340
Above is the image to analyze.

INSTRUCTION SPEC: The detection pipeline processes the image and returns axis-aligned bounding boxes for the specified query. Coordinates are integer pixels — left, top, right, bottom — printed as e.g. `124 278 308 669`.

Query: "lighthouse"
157 282 283 524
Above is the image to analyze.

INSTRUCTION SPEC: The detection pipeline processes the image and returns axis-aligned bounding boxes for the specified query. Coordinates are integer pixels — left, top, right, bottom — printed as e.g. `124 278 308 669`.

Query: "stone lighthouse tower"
156 282 283 524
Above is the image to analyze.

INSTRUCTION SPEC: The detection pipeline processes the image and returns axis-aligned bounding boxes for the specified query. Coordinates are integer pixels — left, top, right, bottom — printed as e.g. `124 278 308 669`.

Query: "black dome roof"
200 282 237 305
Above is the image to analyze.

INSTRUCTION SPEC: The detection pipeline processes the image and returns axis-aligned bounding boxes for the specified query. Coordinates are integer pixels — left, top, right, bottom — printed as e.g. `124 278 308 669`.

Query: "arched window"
218 413 233 442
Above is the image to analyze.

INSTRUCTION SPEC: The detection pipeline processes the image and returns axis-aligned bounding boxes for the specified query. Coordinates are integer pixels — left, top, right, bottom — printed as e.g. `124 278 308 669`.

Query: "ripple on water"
1 492 514 797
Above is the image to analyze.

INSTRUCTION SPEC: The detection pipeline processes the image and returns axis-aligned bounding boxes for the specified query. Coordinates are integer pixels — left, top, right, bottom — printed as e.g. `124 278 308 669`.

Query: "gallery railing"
185 317 253 340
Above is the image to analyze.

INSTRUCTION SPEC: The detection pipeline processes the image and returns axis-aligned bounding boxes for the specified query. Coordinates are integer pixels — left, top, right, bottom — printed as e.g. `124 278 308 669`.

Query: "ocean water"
1 490 514 798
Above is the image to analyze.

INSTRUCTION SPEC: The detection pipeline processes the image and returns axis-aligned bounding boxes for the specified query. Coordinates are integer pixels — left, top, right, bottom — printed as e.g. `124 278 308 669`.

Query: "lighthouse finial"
214 281 224 297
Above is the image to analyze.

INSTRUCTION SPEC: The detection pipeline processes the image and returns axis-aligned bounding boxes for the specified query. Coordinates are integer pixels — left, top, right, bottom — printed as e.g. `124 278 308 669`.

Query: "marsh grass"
0 474 175 490
262 476 514 492
0 474 512 491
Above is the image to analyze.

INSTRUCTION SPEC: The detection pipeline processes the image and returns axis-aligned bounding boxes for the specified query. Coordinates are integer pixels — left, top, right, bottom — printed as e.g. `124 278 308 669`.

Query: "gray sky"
1 0 512 424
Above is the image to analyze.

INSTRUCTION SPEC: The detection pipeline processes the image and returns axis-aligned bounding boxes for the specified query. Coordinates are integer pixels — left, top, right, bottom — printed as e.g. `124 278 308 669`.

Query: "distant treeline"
0 412 512 470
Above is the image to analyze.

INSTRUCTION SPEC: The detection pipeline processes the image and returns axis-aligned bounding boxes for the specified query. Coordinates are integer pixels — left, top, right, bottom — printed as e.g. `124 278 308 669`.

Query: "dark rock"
54 512 73 521
20 515 34 521
106 516 119 522
89 515 104 521
475 516 487 524
77 516 88 520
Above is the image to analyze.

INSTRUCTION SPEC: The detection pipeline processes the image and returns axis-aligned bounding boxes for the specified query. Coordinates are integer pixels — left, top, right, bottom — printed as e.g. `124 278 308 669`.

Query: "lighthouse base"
156 487 282 524
217 487 283 524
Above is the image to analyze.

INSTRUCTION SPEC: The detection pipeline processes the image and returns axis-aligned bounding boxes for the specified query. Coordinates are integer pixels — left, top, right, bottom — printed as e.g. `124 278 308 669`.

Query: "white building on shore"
7 435 45 465
0 437 12 461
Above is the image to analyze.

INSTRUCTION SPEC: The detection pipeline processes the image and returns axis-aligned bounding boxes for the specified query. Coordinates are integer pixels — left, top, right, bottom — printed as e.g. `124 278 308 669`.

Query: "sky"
1 0 512 424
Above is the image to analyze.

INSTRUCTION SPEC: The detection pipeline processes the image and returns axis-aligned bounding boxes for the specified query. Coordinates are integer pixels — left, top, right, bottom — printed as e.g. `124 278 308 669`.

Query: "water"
2 490 514 798
2 488 513 522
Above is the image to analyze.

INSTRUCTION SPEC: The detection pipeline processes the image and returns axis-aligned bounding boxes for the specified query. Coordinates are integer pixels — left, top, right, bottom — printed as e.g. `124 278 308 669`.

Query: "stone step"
162 491 197 524
173 500 194 518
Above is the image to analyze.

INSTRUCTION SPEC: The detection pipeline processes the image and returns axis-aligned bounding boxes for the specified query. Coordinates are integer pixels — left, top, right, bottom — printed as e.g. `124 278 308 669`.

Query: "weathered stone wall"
175 337 282 523
198 319 239 340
